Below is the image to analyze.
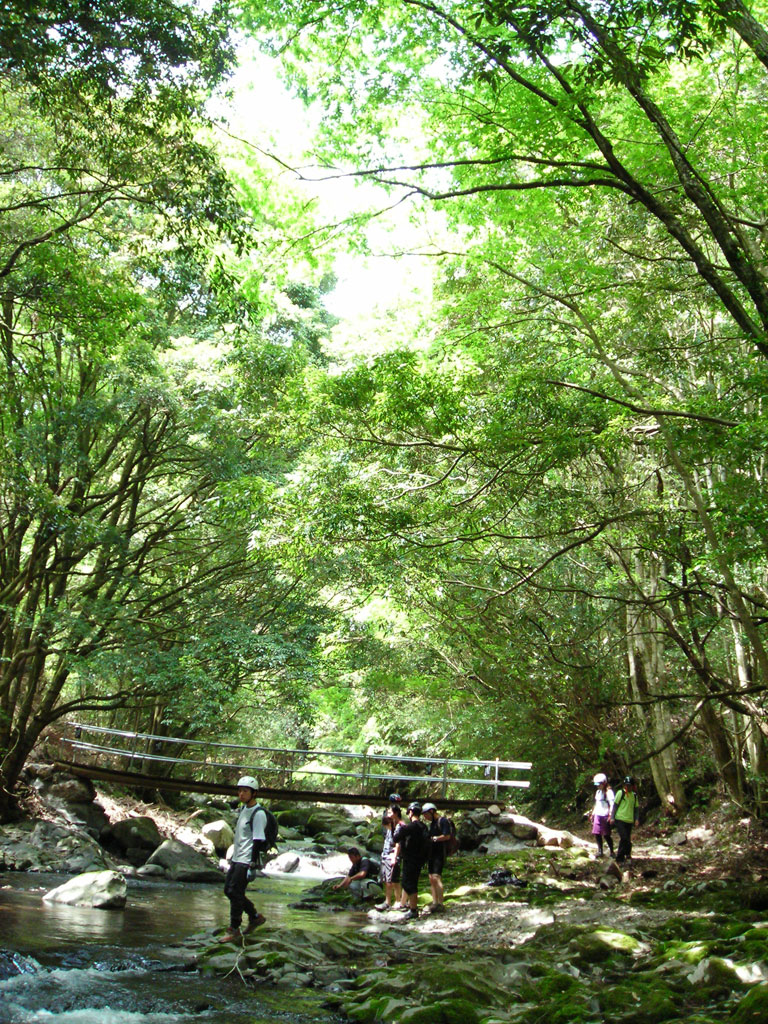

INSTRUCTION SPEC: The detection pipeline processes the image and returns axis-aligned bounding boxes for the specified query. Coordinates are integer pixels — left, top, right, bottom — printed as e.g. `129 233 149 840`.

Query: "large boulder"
0 820 110 873
43 869 127 909
145 838 221 882
110 816 163 854
201 820 234 857
274 806 315 829
21 764 109 839
496 814 539 841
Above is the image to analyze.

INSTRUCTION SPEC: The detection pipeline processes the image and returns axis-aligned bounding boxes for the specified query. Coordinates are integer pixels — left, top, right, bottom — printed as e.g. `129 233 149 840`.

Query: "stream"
0 872 352 1024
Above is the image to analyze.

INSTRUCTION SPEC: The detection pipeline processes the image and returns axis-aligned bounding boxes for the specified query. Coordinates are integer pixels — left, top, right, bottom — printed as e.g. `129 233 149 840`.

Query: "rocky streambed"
196 845 768 1024
3 766 768 1024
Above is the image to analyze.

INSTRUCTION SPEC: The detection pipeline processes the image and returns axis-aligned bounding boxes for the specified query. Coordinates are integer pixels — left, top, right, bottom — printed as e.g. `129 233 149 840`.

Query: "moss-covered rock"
336 958 507 1023
600 978 678 1023
570 927 644 963
733 982 768 1023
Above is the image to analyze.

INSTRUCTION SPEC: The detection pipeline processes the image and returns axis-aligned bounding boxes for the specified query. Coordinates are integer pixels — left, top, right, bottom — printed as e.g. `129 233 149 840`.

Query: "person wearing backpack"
218 775 267 942
391 801 430 921
422 802 452 914
590 773 615 859
610 776 640 865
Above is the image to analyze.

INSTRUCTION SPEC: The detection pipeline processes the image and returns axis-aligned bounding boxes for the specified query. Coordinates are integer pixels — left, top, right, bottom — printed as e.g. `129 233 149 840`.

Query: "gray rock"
111 816 163 853
1 820 110 874
496 814 538 841
604 859 624 882
43 869 127 909
45 777 96 803
270 852 301 873
468 810 492 829
136 863 167 877
146 838 218 881
201 820 234 856
174 868 223 883
668 830 688 846
313 965 351 985
124 846 150 867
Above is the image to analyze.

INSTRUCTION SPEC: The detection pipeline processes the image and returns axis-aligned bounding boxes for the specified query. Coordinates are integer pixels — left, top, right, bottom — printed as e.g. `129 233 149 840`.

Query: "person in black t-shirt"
333 847 375 892
391 802 429 921
422 802 451 913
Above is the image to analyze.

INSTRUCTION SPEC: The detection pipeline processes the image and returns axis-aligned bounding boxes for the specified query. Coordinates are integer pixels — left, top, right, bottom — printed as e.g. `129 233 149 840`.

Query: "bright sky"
216 45 438 337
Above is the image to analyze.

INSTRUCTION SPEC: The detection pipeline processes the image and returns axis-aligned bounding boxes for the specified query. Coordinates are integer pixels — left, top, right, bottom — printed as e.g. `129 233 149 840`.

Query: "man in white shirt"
218 775 267 942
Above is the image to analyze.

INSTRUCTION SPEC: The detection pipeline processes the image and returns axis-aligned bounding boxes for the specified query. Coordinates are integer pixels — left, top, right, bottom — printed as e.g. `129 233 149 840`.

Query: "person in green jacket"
610 776 640 864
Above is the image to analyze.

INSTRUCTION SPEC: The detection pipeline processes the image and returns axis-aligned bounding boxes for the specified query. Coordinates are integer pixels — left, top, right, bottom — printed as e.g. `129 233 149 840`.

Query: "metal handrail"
66 722 532 772
64 721 531 797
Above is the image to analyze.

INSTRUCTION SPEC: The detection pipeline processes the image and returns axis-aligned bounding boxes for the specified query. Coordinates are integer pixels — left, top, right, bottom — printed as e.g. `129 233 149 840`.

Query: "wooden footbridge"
57 722 531 808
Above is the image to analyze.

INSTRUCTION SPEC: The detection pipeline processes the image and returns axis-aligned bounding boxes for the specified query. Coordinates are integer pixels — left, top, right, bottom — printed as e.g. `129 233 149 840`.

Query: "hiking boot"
403 910 419 921
392 904 410 912
429 903 445 915
242 913 266 934
216 928 241 943
374 902 390 912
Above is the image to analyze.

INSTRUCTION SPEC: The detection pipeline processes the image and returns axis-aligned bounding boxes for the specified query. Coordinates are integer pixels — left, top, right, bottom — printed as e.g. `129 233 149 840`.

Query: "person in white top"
218 775 267 943
590 773 615 858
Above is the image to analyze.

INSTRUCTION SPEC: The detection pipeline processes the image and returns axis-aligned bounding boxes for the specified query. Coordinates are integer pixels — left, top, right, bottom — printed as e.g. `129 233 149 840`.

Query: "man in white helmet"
422 803 451 914
218 775 267 942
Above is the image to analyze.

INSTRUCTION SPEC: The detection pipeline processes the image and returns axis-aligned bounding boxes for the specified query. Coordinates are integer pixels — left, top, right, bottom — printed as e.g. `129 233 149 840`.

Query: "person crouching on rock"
590 773 615 859
219 775 267 942
333 847 376 894
392 802 430 922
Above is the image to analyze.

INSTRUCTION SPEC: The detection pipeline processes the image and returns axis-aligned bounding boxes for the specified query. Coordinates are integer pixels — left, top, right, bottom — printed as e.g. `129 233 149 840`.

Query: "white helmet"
593 773 607 786
422 802 437 813
237 775 258 790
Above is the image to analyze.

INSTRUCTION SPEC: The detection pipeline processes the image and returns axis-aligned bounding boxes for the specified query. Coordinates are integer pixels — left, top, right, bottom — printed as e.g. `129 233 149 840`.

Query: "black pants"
614 820 633 862
401 858 424 896
224 862 256 929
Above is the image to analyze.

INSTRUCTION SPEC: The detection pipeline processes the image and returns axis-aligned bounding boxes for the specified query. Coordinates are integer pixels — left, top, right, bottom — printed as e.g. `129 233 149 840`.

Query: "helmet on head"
422 802 437 813
237 775 258 791
623 775 635 786
593 773 607 786
407 801 422 815
389 792 402 803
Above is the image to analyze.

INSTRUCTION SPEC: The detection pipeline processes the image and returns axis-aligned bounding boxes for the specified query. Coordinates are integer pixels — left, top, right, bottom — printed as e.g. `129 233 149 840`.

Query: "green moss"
733 983 768 1023
516 988 592 1024
658 940 710 964
398 1000 482 1024
570 927 643 962
600 978 678 1023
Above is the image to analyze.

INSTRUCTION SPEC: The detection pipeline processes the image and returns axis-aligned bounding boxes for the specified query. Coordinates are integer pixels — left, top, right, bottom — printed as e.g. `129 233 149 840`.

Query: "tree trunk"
624 557 687 812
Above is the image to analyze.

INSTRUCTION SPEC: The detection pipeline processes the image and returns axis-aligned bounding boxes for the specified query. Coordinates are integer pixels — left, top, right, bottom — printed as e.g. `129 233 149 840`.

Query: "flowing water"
0 872 352 1024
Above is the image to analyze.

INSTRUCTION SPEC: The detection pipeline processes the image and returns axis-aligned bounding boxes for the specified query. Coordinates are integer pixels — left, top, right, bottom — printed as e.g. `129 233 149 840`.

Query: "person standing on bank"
422 802 450 913
218 775 267 942
375 804 403 911
590 774 615 859
391 801 429 921
610 776 640 865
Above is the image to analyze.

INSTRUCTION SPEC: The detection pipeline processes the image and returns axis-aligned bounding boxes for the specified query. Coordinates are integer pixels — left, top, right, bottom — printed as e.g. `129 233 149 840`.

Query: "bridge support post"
441 759 448 799
493 758 499 802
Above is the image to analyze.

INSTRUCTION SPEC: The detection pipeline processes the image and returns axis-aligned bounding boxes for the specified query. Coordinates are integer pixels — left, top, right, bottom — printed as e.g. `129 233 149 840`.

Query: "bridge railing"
62 722 531 801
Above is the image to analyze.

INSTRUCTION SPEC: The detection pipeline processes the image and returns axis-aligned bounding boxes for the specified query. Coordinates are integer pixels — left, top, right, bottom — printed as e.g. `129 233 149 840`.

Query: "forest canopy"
2 0 768 820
